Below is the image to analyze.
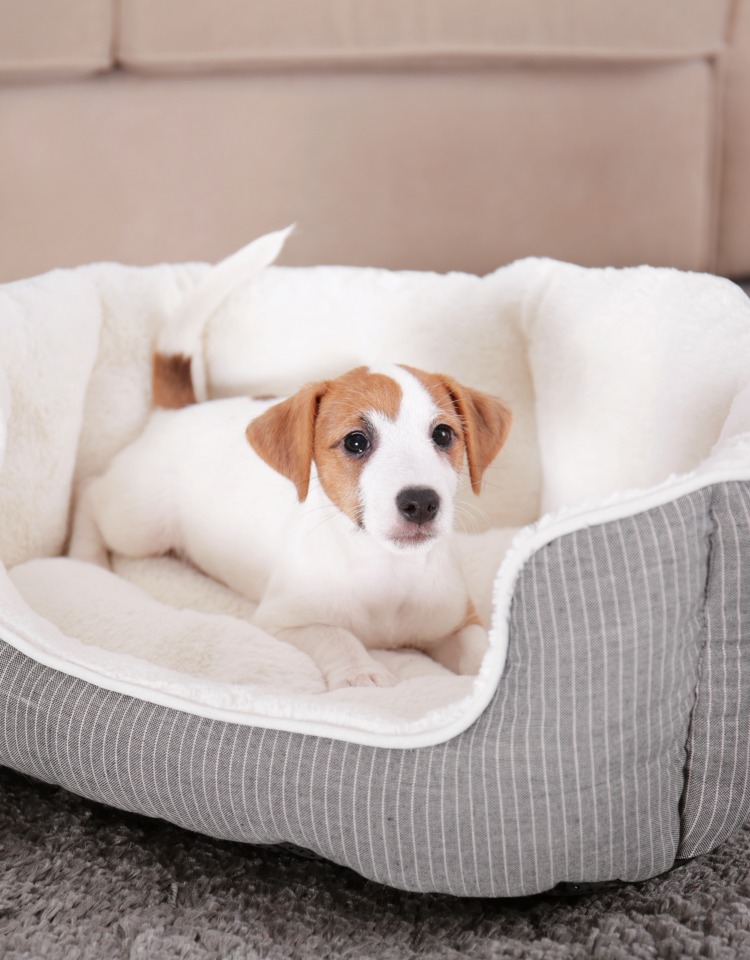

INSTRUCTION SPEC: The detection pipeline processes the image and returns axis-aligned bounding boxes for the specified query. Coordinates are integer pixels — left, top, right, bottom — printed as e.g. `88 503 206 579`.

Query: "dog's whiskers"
456 498 490 520
453 502 490 534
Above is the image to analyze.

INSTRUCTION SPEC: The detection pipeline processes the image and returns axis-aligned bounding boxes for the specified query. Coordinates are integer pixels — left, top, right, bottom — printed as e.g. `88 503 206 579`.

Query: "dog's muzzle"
396 487 441 525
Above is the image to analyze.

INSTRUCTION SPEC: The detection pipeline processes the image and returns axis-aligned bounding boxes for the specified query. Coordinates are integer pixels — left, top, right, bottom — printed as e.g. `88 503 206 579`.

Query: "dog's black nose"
396 487 440 525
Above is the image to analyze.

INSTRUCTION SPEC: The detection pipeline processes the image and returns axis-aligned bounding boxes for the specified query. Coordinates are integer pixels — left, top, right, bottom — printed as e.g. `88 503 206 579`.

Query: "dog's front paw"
327 664 400 690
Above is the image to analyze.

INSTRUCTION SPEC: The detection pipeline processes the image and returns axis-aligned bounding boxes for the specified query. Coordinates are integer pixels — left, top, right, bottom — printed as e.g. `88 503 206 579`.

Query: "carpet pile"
0 765 749 959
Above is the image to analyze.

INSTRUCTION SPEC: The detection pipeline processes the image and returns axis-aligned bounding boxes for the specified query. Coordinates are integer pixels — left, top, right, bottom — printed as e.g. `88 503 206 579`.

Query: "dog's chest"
324 545 467 650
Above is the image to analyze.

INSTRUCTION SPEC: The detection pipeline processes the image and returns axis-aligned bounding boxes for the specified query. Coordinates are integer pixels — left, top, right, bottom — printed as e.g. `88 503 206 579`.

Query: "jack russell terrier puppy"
69 230 512 690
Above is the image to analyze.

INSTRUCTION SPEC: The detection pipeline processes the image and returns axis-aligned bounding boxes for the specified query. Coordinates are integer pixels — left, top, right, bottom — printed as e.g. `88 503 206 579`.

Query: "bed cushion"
1 239 749 894
1 483 746 896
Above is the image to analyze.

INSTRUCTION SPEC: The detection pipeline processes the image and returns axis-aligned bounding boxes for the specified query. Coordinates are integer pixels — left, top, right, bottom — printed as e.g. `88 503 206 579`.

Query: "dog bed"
1 242 749 897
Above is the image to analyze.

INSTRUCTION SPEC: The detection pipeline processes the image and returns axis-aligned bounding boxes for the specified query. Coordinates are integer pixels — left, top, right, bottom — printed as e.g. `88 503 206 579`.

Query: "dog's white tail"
153 225 294 408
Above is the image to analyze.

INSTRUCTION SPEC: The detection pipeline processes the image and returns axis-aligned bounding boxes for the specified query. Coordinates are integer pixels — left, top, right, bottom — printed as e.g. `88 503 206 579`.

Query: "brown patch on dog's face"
247 362 510 531
401 365 512 494
398 366 466 473
313 367 403 524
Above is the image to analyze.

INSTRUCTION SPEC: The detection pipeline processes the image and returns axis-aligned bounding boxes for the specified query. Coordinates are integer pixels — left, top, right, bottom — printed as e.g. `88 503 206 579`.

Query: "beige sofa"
1 0 748 282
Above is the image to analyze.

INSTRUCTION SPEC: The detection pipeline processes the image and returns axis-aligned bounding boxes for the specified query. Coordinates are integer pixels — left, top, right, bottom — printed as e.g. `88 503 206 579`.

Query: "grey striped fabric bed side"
678 482 750 859
0 482 745 897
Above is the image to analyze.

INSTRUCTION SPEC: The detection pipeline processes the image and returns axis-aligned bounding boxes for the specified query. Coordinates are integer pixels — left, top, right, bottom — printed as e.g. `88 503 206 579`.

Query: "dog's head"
246 365 512 554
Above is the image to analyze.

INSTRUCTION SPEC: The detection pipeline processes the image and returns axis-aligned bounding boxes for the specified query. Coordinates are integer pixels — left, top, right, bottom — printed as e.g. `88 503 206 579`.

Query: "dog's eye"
343 431 370 456
432 424 453 448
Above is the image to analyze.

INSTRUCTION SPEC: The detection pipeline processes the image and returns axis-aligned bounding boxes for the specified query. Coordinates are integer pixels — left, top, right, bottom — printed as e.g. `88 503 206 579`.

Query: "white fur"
70 363 488 689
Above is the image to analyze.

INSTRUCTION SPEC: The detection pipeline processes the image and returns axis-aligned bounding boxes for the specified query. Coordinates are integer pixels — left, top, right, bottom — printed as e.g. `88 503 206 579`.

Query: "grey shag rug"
1 766 749 959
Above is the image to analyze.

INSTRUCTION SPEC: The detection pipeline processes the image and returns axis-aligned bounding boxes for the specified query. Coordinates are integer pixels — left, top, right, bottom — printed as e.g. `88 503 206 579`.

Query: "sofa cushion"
0 0 113 79
118 0 731 72
0 63 719 280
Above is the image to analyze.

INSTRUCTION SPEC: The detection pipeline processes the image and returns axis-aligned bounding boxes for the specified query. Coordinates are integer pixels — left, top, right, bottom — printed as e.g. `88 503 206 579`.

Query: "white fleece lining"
1 249 750 749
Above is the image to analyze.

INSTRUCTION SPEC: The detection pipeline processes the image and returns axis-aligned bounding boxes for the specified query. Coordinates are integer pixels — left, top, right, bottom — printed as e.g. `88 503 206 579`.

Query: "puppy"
69 235 512 689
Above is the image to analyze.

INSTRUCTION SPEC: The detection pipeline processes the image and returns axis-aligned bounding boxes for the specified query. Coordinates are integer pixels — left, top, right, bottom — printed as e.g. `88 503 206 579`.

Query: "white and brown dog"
69 234 512 690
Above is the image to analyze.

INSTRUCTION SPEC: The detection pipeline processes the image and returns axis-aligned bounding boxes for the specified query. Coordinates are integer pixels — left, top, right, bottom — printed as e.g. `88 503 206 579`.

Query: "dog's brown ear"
246 382 328 501
444 377 512 495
